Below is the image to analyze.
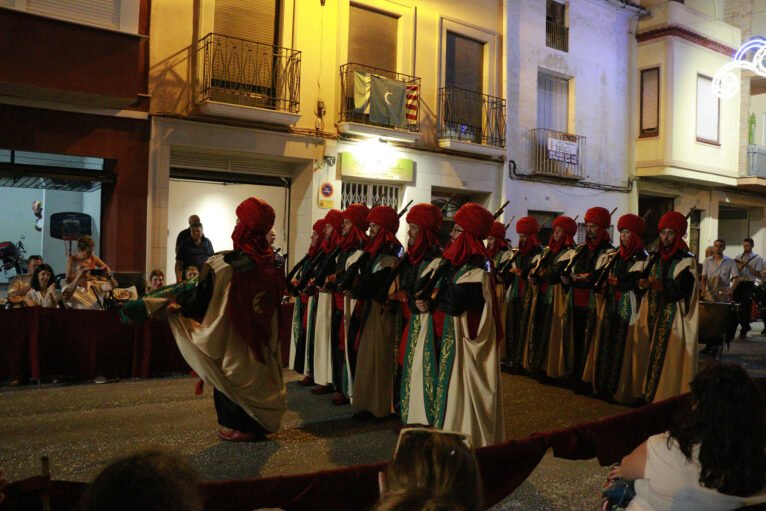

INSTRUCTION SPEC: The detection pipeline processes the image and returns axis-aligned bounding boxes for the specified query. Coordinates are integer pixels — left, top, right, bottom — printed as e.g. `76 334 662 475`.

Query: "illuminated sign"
713 37 766 99
338 151 414 183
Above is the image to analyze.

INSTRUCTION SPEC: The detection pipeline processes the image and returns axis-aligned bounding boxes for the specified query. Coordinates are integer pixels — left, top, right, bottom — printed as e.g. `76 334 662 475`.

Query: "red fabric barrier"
0 308 189 380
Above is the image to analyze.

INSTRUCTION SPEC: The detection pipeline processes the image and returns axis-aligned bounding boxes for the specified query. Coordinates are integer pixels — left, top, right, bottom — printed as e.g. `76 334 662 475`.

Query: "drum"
699 301 738 358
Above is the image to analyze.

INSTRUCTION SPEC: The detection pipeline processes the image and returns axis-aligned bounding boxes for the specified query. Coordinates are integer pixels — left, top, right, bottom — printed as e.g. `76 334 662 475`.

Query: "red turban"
231 197 274 264
549 216 577 254
552 216 577 237
658 211 688 260
454 203 493 240
487 221 509 258
442 203 492 267
321 209 343 253
366 206 401 255
516 216 541 256
617 214 645 260
585 207 611 228
489 221 508 239
406 203 442 232
342 203 370 231
515 216 540 235
308 219 326 258
584 207 612 251
341 203 370 251
406 204 443 264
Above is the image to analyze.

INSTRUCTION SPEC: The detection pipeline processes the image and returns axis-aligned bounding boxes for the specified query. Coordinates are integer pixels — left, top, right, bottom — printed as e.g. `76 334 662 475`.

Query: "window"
546 0 568 52
214 0 280 46
341 181 400 210
640 68 659 136
20 0 140 33
696 74 720 145
443 32 485 143
348 4 398 71
537 72 569 132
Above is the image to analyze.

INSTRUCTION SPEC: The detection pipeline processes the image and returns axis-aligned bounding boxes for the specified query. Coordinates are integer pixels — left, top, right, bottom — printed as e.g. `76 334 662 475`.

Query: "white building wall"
504 0 637 223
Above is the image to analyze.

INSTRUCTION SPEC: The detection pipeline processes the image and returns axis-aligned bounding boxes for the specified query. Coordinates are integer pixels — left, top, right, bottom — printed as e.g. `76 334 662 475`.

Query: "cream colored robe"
342 249 364 398
352 253 398 418
401 257 441 426
440 266 505 448
635 256 699 403
312 289 335 386
543 247 576 378
146 254 286 432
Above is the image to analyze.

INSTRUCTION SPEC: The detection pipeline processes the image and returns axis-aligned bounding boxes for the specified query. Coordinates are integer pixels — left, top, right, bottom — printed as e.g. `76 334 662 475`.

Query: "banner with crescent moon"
370 74 407 127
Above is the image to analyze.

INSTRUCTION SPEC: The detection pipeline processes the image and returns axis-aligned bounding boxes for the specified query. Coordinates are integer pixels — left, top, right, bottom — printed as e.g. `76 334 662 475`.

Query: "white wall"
0 187 101 280
165 180 288 279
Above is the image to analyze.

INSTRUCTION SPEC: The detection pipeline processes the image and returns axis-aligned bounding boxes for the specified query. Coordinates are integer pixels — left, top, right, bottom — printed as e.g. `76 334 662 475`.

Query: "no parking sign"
318 181 335 209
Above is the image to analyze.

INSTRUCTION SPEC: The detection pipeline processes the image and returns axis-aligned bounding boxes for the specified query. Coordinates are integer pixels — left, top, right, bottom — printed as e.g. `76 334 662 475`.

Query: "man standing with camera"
734 237 763 339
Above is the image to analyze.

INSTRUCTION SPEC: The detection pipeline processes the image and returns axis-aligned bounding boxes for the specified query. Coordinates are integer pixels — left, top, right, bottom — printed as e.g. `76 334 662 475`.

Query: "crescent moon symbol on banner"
384 91 393 105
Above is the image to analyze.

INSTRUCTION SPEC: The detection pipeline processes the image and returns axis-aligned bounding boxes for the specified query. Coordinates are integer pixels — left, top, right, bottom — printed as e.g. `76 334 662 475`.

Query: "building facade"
0 1 150 280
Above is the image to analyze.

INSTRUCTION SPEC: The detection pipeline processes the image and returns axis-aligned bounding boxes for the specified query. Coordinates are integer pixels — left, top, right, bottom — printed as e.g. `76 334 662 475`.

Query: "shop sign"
338 152 414 183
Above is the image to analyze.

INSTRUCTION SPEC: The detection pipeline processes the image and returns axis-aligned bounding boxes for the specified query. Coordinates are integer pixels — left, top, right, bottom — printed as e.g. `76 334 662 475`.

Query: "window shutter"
640 68 659 134
27 0 121 30
214 0 279 45
446 32 484 93
696 75 719 144
348 4 398 71
537 73 568 132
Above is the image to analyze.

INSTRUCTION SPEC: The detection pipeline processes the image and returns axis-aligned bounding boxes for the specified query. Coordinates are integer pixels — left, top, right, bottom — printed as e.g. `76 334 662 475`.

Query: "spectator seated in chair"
23 263 60 308
602 362 766 511
6 255 43 307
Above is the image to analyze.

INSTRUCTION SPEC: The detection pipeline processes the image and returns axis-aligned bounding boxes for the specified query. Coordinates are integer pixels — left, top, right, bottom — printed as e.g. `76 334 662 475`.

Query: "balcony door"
348 4 398 72
537 72 568 132
444 32 484 144
208 0 282 107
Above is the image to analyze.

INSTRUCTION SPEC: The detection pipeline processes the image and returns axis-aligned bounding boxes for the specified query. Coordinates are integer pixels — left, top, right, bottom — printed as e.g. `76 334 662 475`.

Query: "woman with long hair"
608 362 766 510
374 428 483 511
24 263 60 308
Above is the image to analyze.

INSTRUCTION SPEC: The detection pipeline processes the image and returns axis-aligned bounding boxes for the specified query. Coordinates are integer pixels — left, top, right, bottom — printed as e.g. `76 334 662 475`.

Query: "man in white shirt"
733 237 764 339
701 239 739 303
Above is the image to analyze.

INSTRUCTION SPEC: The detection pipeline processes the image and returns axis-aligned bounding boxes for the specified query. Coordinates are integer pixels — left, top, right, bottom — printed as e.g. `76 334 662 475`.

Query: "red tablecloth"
1 308 188 380
1 303 295 381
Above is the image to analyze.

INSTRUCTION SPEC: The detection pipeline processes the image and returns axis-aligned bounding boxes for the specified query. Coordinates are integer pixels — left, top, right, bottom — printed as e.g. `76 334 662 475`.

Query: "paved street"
2 325 764 510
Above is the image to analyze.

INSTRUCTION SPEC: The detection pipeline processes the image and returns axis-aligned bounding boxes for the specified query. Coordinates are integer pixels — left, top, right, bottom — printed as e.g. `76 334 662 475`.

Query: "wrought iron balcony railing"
437 86 506 148
197 33 301 113
546 21 569 52
530 128 585 179
748 144 766 177
339 62 420 132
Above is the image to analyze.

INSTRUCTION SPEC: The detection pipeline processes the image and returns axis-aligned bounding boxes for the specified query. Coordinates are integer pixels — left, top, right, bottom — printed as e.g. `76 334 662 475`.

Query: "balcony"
546 21 569 52
738 144 766 191
196 33 301 125
529 128 585 180
338 63 420 143
437 86 506 157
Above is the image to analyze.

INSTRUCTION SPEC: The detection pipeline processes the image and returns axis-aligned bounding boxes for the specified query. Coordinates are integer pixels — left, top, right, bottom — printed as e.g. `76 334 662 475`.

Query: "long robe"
504 246 541 368
636 253 699 403
400 257 441 426
581 251 648 399
144 253 286 432
288 256 315 373
342 249 365 398
352 251 399 417
435 263 505 448
524 246 575 377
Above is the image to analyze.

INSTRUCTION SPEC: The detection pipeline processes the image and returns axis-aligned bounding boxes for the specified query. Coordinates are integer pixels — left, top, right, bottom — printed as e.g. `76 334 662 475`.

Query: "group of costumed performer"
495 207 699 404
121 197 286 441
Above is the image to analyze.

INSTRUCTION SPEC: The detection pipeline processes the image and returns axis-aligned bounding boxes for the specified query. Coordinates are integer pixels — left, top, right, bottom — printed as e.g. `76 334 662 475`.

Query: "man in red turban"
122 197 286 442
399 203 444 426
432 202 505 447
289 218 326 386
564 207 615 387
329 203 370 405
503 216 543 373
636 210 698 403
524 215 578 376
311 208 345 396
487 221 509 261
581 213 649 400
346 205 403 420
